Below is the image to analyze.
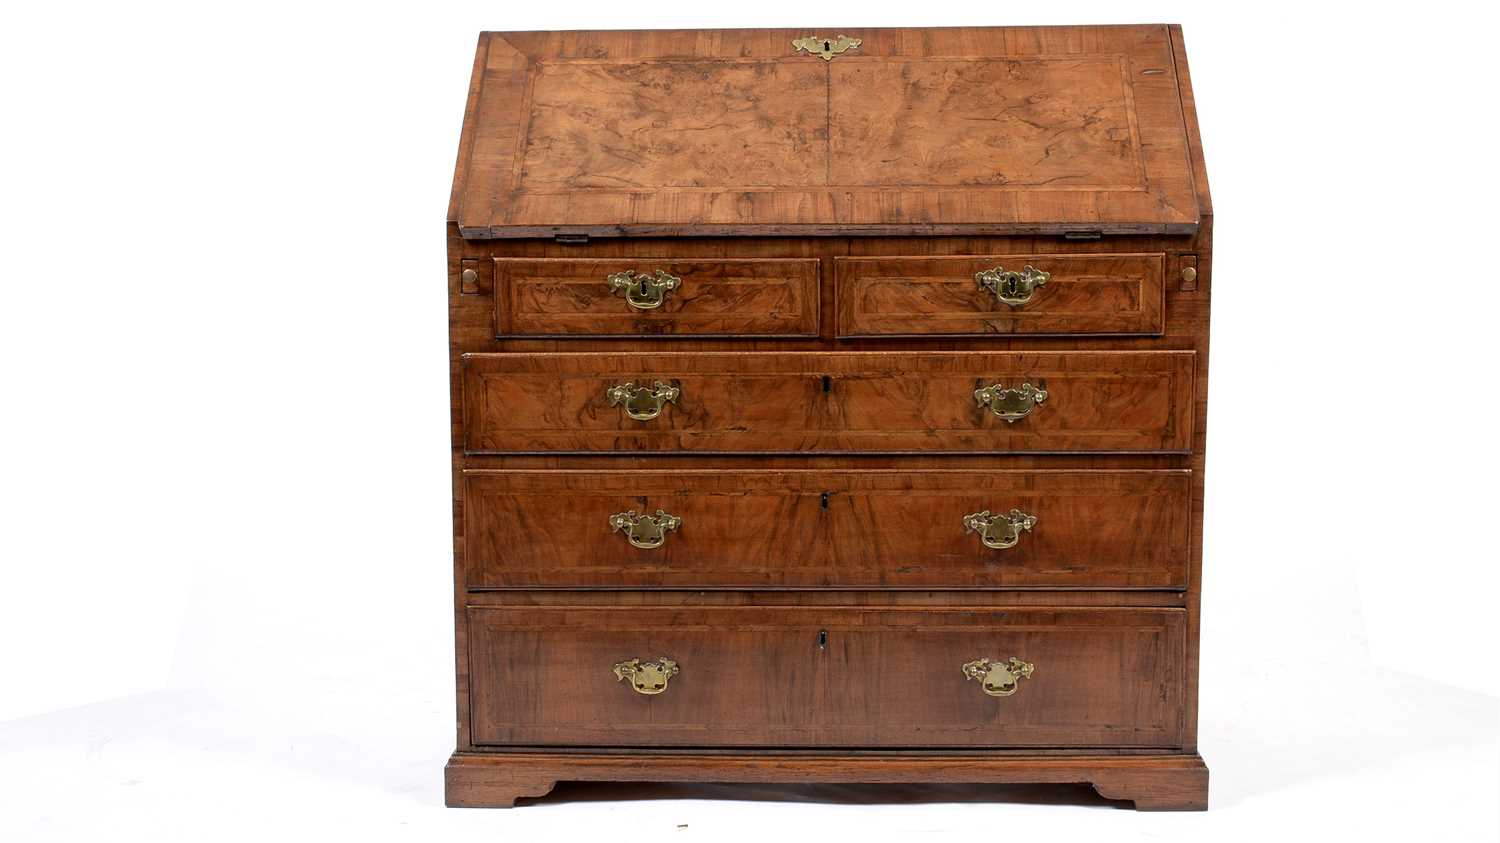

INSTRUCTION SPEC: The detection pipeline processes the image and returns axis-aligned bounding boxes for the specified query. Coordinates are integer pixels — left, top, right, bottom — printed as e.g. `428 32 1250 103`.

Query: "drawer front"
836 253 1166 337
461 351 1195 453
464 470 1191 589
468 606 1185 748
494 258 820 337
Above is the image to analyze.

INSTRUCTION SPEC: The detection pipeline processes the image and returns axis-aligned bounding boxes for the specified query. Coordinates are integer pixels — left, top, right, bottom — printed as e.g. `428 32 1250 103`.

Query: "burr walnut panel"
467 605 1186 748
463 469 1192 589
828 58 1143 189
494 257 820 337
452 26 1202 236
461 351 1195 454
836 253 1166 336
519 60 827 191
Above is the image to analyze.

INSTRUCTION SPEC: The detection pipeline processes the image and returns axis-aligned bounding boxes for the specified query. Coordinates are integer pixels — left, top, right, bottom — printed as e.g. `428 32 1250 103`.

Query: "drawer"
835 253 1166 337
461 351 1195 453
494 257 820 337
467 606 1186 748
464 470 1191 590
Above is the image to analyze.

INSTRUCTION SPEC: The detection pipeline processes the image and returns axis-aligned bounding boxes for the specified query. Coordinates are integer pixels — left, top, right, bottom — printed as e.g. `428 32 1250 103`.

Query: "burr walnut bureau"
444 25 1213 810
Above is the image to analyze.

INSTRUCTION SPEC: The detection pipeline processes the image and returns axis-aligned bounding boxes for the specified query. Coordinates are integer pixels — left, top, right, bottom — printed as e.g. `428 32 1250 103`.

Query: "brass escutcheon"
606 381 680 421
609 509 683 549
613 658 679 695
973 382 1048 422
975 265 1050 306
963 508 1038 550
791 35 862 61
607 269 681 310
962 656 1035 697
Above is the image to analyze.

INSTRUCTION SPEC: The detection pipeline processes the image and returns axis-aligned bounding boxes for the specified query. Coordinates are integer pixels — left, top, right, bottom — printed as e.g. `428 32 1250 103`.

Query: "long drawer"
463 470 1191 590
467 606 1186 748
461 351 1195 453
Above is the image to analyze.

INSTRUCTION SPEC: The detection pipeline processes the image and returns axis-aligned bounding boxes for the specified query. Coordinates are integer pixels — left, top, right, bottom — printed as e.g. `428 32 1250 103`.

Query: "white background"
3 1 1498 840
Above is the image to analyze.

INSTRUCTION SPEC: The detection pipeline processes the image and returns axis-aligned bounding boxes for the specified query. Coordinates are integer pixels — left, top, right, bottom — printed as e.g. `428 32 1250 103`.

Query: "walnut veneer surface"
446 24 1213 810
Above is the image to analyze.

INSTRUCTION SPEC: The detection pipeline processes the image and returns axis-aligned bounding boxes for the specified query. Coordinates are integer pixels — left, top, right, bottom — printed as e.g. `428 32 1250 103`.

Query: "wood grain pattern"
829 57 1143 188
468 589 1185 609
463 469 1191 589
495 257 819 337
836 253 1165 336
520 61 826 190
461 351 1195 453
466 606 1185 748
443 226 1216 804
453 26 1201 237
445 751 1209 810
445 23 1215 811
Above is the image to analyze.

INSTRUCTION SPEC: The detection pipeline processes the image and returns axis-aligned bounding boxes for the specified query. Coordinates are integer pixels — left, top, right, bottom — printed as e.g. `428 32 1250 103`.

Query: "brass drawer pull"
963 508 1037 550
974 382 1048 422
609 509 682 549
606 381 680 421
962 657 1034 697
607 269 681 310
613 658 679 695
976 265 1050 306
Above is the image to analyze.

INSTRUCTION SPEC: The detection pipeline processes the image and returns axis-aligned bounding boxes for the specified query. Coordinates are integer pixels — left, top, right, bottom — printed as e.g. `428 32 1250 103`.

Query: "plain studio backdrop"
2 2 1497 840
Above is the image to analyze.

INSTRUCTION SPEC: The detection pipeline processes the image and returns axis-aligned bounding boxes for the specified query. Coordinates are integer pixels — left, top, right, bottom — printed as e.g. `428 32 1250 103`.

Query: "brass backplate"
973 382 1049 423
609 509 683 549
613 657 680 695
975 265 1050 306
606 269 681 310
606 381 680 421
792 35 862 61
961 656 1035 697
962 508 1038 550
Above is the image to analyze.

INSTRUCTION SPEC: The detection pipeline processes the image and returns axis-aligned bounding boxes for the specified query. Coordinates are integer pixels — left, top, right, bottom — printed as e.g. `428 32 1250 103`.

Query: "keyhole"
817 629 828 650
823 41 831 52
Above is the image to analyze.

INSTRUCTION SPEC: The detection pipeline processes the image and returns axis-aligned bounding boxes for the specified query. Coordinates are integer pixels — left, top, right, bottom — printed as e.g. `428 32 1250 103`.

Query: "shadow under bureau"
445 24 1213 811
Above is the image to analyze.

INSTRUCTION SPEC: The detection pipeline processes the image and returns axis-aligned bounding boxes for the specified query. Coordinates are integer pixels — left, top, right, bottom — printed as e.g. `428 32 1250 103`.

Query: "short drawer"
835 253 1166 336
461 350 1195 453
464 470 1191 589
467 606 1185 748
494 257 820 337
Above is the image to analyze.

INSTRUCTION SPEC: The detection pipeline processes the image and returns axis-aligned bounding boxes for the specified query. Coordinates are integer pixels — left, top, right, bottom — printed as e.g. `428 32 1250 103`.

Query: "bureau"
444 25 1212 810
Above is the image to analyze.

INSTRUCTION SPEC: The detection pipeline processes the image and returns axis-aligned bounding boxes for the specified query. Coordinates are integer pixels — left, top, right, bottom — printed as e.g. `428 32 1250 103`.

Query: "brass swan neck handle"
613 658 679 695
609 509 682 549
962 657 1034 697
974 382 1048 422
606 381 680 421
976 265 1050 306
963 509 1037 550
607 269 681 310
